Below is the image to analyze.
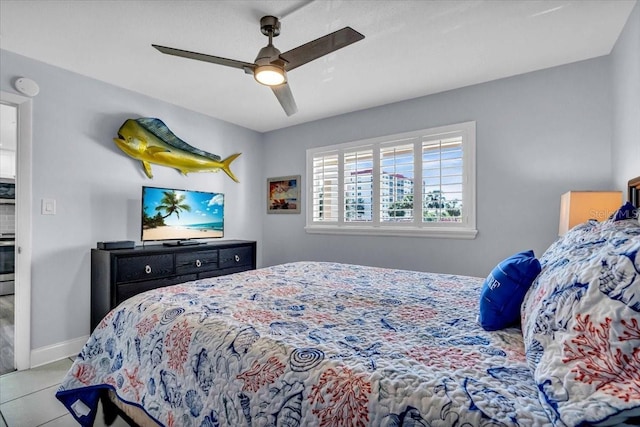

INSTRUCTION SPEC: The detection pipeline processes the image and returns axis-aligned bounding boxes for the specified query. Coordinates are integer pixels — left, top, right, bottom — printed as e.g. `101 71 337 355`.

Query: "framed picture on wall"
267 175 301 214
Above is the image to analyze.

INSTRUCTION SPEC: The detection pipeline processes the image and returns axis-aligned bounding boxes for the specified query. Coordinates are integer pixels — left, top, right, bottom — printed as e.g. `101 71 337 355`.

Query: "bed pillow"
610 201 638 221
479 250 541 331
520 218 640 426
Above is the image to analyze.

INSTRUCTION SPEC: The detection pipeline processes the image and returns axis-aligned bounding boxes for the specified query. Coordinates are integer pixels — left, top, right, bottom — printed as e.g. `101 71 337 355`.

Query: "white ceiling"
0 0 636 133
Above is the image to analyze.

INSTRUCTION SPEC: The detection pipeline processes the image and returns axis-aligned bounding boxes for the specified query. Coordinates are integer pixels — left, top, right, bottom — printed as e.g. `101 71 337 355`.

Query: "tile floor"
0 295 15 376
0 358 130 427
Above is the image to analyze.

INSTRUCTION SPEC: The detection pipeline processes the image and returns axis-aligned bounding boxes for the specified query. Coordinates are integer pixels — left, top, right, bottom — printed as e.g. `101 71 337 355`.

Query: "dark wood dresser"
90 240 256 330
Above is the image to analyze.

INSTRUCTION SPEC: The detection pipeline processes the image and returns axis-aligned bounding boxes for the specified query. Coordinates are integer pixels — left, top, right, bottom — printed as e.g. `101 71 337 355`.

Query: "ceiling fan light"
254 65 286 86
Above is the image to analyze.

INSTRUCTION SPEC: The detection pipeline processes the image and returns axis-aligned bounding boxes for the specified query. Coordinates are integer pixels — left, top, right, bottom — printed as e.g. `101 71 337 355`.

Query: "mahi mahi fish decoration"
113 118 241 182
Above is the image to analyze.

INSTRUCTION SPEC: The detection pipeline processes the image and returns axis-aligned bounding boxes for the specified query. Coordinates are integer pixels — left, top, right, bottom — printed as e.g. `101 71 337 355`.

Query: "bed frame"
629 176 640 208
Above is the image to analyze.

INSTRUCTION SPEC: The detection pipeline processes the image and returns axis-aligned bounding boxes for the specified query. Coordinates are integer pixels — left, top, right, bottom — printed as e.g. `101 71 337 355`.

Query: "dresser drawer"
219 246 253 269
116 254 174 283
176 250 218 274
218 265 254 277
116 274 197 303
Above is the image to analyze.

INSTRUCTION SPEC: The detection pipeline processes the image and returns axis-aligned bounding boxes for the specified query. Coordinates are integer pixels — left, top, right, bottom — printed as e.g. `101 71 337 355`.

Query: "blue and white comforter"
57 261 550 426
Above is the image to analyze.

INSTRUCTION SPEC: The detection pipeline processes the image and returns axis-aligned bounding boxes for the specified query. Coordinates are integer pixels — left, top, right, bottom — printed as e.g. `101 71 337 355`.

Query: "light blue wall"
262 57 613 277
611 2 640 192
0 50 264 349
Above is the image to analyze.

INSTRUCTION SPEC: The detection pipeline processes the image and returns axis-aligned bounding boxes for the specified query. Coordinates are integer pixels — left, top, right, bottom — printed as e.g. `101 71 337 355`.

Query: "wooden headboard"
629 176 640 208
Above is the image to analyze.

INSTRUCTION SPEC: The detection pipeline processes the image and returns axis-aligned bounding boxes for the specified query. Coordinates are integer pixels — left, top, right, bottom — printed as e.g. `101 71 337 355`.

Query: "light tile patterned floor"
0 358 130 427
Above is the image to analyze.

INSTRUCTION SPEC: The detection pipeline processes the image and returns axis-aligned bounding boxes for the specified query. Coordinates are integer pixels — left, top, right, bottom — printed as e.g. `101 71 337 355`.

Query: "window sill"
304 225 478 239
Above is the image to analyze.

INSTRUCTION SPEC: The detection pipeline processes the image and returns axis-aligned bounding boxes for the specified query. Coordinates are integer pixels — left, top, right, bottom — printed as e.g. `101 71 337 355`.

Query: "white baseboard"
30 335 89 368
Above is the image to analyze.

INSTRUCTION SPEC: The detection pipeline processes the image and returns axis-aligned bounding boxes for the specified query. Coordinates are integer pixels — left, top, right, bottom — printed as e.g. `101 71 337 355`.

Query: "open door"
1 91 33 371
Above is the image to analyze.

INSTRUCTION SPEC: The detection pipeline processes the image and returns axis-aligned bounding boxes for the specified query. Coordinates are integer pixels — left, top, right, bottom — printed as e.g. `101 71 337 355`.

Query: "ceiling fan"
152 15 364 116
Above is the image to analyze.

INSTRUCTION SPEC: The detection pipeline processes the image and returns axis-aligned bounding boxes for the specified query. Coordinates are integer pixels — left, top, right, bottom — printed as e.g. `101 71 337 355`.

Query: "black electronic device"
141 186 224 243
97 241 136 250
162 240 202 247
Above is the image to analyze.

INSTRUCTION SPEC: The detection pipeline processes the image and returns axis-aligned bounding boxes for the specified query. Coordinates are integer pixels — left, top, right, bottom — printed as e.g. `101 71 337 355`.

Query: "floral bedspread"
57 262 551 426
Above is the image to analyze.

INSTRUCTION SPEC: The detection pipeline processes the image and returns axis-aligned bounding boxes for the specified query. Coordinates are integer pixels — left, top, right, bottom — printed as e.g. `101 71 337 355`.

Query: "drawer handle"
144 265 152 274
234 255 240 262
195 259 202 268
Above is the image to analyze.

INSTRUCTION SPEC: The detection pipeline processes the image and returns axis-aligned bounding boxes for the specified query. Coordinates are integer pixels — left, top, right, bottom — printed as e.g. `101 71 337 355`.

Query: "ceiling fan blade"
152 44 255 72
279 27 364 71
271 83 298 116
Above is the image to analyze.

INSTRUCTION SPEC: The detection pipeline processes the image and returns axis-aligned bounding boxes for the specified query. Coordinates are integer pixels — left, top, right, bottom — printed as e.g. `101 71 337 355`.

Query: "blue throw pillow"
610 201 638 221
479 250 541 331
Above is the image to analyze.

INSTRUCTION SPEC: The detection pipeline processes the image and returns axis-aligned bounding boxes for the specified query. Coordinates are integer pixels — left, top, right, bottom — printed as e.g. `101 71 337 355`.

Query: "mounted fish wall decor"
113 118 241 182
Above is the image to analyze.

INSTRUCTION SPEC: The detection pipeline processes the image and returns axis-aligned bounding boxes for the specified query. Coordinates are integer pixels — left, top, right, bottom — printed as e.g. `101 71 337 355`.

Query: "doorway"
0 103 17 375
0 91 33 373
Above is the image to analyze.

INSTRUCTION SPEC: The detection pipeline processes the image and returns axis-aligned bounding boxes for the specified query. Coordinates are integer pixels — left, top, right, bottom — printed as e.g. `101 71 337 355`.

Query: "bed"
57 181 640 427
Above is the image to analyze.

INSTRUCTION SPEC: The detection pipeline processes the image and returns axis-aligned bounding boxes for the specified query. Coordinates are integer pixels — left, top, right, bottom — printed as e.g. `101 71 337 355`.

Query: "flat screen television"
141 186 224 244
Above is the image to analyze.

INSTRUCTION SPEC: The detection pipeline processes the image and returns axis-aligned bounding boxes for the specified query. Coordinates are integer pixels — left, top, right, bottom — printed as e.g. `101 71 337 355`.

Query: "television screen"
141 186 224 242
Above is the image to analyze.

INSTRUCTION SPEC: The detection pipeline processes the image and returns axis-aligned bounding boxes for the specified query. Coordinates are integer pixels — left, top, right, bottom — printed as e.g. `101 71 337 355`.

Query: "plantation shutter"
422 135 463 223
312 153 339 222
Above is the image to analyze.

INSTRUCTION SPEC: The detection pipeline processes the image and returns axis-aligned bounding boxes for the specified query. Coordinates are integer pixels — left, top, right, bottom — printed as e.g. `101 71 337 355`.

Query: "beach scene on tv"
141 187 224 241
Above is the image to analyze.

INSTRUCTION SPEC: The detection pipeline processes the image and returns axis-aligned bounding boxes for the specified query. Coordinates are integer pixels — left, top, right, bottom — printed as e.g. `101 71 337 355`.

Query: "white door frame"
1 91 33 371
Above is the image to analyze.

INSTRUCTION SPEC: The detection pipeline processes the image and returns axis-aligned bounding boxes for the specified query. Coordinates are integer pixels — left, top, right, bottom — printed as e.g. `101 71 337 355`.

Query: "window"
306 121 476 238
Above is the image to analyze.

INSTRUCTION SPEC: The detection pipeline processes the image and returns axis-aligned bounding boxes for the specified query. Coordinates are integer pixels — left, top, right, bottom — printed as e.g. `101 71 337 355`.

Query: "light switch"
42 198 56 215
